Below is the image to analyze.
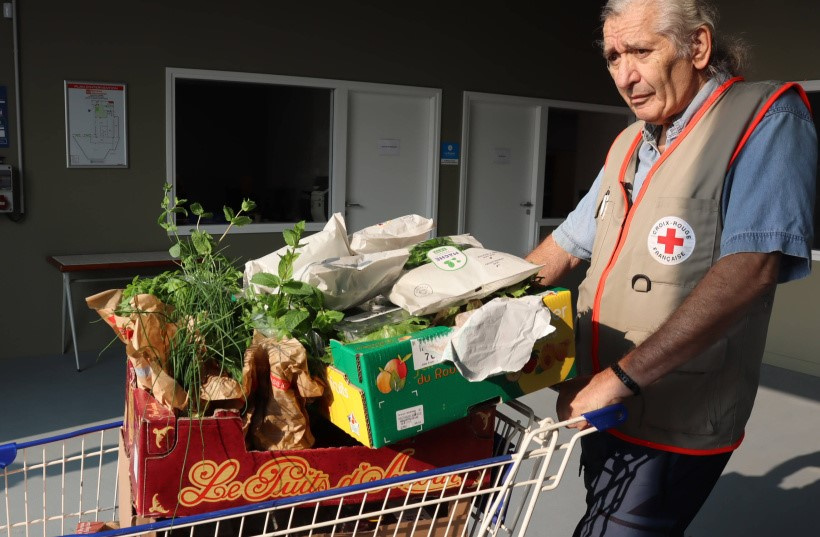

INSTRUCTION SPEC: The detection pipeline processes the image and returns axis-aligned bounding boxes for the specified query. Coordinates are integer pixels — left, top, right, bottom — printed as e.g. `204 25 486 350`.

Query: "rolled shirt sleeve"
721 89 818 282
552 168 604 262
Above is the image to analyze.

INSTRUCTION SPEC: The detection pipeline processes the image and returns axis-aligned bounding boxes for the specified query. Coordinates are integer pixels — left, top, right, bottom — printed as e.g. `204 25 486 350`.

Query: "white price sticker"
410 333 450 371
396 405 425 431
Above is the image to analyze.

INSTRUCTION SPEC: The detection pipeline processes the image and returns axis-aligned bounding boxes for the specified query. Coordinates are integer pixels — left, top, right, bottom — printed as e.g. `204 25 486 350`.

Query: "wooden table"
47 252 178 371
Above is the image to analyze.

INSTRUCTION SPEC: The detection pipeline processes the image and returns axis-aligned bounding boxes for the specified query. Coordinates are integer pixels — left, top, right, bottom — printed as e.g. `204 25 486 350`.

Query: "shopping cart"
1 401 625 537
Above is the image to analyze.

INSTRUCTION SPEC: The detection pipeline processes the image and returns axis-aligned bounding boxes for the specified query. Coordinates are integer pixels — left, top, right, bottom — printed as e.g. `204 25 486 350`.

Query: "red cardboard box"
122 362 495 518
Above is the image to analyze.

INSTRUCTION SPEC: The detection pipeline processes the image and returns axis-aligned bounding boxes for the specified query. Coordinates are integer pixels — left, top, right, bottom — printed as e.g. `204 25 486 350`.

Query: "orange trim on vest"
603 126 637 171
589 77 742 373
591 132 642 372
793 83 811 113
608 429 745 455
728 82 810 168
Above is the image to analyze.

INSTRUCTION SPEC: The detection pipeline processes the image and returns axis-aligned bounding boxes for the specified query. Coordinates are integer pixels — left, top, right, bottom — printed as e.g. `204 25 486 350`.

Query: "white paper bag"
297 249 410 311
244 213 351 291
388 247 543 316
349 214 434 254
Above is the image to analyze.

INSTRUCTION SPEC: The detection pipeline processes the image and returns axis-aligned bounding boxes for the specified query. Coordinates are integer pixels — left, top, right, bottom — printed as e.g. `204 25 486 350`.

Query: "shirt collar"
641 76 727 147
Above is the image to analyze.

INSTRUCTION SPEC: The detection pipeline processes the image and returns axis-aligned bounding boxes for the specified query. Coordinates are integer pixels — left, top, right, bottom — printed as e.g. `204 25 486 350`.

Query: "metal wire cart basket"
1 401 625 537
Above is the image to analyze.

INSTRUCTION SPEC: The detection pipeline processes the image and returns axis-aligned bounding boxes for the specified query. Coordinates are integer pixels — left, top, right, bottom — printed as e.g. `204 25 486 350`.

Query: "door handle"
345 202 363 208
520 202 533 208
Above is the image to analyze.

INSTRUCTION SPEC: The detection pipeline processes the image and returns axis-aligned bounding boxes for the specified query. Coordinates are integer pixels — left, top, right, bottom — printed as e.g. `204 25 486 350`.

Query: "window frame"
165 67 441 235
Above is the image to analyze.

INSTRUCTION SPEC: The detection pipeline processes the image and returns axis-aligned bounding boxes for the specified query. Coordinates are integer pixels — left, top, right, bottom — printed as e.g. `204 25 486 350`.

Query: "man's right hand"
556 367 632 429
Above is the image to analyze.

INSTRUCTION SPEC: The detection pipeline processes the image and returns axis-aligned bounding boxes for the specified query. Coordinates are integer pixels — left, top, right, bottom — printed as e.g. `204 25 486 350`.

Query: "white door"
343 89 439 234
460 92 633 257
460 96 543 256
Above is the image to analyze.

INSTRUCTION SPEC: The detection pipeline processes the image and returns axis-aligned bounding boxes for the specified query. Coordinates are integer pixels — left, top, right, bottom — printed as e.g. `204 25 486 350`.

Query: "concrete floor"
518 364 820 536
1 349 818 536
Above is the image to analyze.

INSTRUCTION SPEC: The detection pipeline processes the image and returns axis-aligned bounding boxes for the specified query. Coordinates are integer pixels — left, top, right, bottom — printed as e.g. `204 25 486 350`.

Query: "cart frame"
2 402 625 537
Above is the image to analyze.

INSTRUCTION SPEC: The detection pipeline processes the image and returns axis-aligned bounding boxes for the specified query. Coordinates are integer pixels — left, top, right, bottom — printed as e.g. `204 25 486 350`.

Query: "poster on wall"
64 81 128 168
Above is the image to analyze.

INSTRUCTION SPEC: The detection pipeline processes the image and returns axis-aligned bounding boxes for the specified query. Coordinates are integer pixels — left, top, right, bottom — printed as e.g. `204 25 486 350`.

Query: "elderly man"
526 0 817 534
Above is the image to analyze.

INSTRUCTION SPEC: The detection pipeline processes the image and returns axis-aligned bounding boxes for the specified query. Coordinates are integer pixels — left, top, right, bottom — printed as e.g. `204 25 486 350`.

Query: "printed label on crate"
174 448 463 509
396 405 425 431
410 332 450 370
128 355 497 517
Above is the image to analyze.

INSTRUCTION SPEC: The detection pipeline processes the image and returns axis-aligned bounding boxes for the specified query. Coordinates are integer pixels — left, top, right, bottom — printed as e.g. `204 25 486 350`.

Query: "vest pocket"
631 197 719 289
586 193 622 278
640 338 727 437
641 371 717 436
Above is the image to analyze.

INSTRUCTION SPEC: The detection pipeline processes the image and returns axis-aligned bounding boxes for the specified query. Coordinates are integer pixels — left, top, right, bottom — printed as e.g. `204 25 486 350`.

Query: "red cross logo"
648 217 696 265
656 228 684 254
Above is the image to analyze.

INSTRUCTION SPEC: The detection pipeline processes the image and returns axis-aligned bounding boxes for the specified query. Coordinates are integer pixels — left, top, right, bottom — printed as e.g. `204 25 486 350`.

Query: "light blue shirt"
553 79 817 283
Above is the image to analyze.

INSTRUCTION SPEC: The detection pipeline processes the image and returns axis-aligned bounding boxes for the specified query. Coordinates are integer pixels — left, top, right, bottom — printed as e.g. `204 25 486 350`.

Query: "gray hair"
600 0 750 77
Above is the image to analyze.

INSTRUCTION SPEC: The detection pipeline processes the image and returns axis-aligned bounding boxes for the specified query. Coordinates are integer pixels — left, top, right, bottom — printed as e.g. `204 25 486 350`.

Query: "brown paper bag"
241 337 324 451
199 361 245 412
86 289 188 412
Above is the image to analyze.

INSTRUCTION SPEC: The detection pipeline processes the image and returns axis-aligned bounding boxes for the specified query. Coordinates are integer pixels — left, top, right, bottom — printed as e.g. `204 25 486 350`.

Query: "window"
170 75 332 230
542 107 631 219
167 68 441 235
537 104 633 245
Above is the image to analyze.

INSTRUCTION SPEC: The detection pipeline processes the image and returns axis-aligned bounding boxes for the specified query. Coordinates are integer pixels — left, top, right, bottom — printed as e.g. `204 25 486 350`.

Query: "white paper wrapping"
443 296 556 381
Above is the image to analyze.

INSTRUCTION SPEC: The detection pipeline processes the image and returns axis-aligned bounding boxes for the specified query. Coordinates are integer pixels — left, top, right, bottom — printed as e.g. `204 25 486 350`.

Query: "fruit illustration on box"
506 351 537 382
376 353 411 394
522 352 538 374
536 338 571 372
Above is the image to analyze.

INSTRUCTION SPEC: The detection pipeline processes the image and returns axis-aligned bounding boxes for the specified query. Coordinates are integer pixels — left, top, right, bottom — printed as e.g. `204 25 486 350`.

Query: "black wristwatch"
611 361 641 396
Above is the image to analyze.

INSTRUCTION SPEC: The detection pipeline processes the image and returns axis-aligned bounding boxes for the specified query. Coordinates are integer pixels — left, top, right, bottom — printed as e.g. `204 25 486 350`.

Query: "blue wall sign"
440 142 459 165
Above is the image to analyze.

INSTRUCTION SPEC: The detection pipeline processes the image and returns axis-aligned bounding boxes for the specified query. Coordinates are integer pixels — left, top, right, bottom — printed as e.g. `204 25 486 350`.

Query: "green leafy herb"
246 220 345 371
404 237 473 269
120 184 257 416
346 315 430 343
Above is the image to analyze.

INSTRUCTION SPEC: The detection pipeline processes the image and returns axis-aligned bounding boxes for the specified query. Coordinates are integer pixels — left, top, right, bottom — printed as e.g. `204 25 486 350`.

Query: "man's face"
603 1 706 126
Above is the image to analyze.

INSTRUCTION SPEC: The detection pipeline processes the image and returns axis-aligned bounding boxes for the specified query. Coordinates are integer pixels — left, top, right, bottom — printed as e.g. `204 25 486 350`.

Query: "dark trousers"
572 432 731 537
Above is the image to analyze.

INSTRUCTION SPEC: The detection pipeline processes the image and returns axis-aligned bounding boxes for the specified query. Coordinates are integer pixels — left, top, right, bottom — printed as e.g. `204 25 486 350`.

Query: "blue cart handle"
582 403 628 431
0 443 17 470
0 420 122 470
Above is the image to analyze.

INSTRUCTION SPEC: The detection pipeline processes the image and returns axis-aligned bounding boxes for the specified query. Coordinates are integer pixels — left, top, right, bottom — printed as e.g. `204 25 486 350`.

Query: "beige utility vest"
576 79 801 454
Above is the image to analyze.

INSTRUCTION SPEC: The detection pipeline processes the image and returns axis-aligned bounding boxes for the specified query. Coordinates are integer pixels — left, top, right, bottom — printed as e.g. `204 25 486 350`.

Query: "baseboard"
763 351 820 378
